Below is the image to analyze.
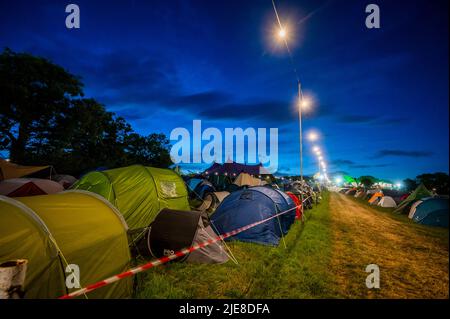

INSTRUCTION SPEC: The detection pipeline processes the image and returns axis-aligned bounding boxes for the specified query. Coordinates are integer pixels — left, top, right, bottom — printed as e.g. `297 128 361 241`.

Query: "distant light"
313 146 320 153
279 29 286 38
307 130 319 142
335 177 343 184
318 155 323 161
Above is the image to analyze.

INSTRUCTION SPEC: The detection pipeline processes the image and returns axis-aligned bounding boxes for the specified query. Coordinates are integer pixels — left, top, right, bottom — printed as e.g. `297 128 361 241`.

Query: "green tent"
73 165 190 230
394 183 432 214
0 191 132 299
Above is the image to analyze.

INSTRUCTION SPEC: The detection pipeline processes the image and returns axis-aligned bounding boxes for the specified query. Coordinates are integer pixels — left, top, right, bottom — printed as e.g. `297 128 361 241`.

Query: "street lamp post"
298 81 304 182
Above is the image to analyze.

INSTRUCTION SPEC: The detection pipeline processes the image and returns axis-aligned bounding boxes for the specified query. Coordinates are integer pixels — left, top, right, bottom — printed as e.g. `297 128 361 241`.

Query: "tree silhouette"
0 49 172 176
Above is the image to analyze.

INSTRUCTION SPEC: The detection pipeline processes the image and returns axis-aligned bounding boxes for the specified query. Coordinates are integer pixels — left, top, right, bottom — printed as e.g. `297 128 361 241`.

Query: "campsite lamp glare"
307 131 318 142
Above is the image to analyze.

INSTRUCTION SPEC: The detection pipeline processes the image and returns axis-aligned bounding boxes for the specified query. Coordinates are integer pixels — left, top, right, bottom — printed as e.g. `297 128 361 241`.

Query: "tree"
402 178 417 192
416 172 449 195
359 175 376 189
0 48 83 163
124 133 171 168
0 49 173 176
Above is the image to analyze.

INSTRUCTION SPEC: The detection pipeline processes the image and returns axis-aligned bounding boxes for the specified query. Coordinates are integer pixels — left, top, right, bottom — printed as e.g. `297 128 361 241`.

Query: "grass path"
328 192 449 298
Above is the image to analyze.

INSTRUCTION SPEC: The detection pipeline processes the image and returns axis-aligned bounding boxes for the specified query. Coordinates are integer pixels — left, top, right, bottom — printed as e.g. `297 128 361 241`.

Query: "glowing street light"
313 145 320 153
307 131 319 142
279 28 286 38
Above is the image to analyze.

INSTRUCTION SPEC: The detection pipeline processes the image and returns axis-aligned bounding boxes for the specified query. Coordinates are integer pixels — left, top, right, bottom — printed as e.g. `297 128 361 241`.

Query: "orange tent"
368 191 383 204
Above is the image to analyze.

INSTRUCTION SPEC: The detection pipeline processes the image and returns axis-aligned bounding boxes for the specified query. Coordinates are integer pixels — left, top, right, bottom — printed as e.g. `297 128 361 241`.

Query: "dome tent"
73 165 190 230
0 178 64 197
210 187 296 246
409 197 448 227
0 191 132 299
135 208 229 264
394 183 432 214
377 196 397 208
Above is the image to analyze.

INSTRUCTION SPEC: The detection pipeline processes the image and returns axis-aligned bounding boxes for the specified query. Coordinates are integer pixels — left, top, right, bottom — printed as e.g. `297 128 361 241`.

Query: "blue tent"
187 178 215 200
210 187 296 246
411 197 448 227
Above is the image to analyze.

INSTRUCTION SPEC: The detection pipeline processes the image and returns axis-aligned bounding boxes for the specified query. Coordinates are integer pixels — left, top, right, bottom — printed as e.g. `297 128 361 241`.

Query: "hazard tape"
58 204 301 299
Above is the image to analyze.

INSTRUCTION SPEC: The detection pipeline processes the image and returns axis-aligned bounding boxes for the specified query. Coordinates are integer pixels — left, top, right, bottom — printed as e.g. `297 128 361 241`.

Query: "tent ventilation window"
160 181 178 198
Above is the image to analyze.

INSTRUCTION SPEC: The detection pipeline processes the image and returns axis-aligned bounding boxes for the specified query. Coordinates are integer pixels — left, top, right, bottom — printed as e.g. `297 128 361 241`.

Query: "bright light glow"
300 96 312 111
335 177 343 184
307 131 319 142
279 29 286 38
313 146 320 153
395 182 402 188
318 155 323 161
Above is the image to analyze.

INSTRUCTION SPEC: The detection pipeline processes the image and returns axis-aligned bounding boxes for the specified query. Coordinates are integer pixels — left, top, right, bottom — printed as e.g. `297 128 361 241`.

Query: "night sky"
1 0 448 181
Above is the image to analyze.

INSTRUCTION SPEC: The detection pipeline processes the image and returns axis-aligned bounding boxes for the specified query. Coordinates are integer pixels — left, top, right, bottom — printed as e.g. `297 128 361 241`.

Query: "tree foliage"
416 172 449 195
0 48 172 176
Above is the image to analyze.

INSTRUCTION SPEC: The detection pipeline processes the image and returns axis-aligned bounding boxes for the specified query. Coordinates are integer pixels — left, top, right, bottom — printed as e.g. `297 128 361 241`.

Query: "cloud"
337 115 376 124
332 159 390 169
333 159 356 166
351 164 390 168
198 100 294 123
336 114 409 126
371 150 433 159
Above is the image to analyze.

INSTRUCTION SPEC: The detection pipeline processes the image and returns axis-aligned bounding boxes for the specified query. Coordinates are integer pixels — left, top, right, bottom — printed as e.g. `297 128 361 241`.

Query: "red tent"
286 191 302 220
0 178 64 197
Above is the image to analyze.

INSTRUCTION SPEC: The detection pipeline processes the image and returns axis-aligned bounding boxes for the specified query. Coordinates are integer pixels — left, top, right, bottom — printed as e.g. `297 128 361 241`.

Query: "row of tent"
340 184 448 227
1 164 307 299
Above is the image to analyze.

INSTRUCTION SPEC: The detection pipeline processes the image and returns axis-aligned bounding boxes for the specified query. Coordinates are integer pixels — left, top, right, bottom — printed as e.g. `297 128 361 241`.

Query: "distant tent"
197 191 230 212
136 209 229 264
368 192 383 205
0 178 64 197
233 173 263 187
343 175 357 186
187 178 215 200
0 191 132 298
211 187 296 246
52 174 78 189
394 183 432 214
0 159 50 181
72 165 190 230
377 196 397 208
408 198 448 227
355 190 365 198
204 161 271 176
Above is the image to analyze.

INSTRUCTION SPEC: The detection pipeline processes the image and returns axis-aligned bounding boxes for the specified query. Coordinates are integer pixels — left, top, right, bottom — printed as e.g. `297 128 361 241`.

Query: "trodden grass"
134 191 334 298
329 193 448 298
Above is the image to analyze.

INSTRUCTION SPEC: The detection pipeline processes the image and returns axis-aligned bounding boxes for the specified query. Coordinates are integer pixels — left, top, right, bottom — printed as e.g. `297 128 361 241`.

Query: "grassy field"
133 191 449 299
134 191 335 298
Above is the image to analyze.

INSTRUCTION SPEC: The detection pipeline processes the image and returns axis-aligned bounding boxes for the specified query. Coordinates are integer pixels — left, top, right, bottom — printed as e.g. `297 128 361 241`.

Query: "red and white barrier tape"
59 204 300 299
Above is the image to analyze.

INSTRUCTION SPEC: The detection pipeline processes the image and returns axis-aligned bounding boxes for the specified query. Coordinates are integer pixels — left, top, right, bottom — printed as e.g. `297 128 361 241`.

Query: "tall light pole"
298 81 304 182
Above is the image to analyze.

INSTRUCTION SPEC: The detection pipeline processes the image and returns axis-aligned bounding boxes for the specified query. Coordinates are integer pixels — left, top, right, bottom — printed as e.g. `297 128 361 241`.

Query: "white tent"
233 173 263 187
377 196 397 208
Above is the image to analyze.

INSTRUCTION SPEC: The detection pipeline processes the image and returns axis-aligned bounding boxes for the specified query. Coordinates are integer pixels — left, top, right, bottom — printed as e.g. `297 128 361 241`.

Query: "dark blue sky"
1 0 448 180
